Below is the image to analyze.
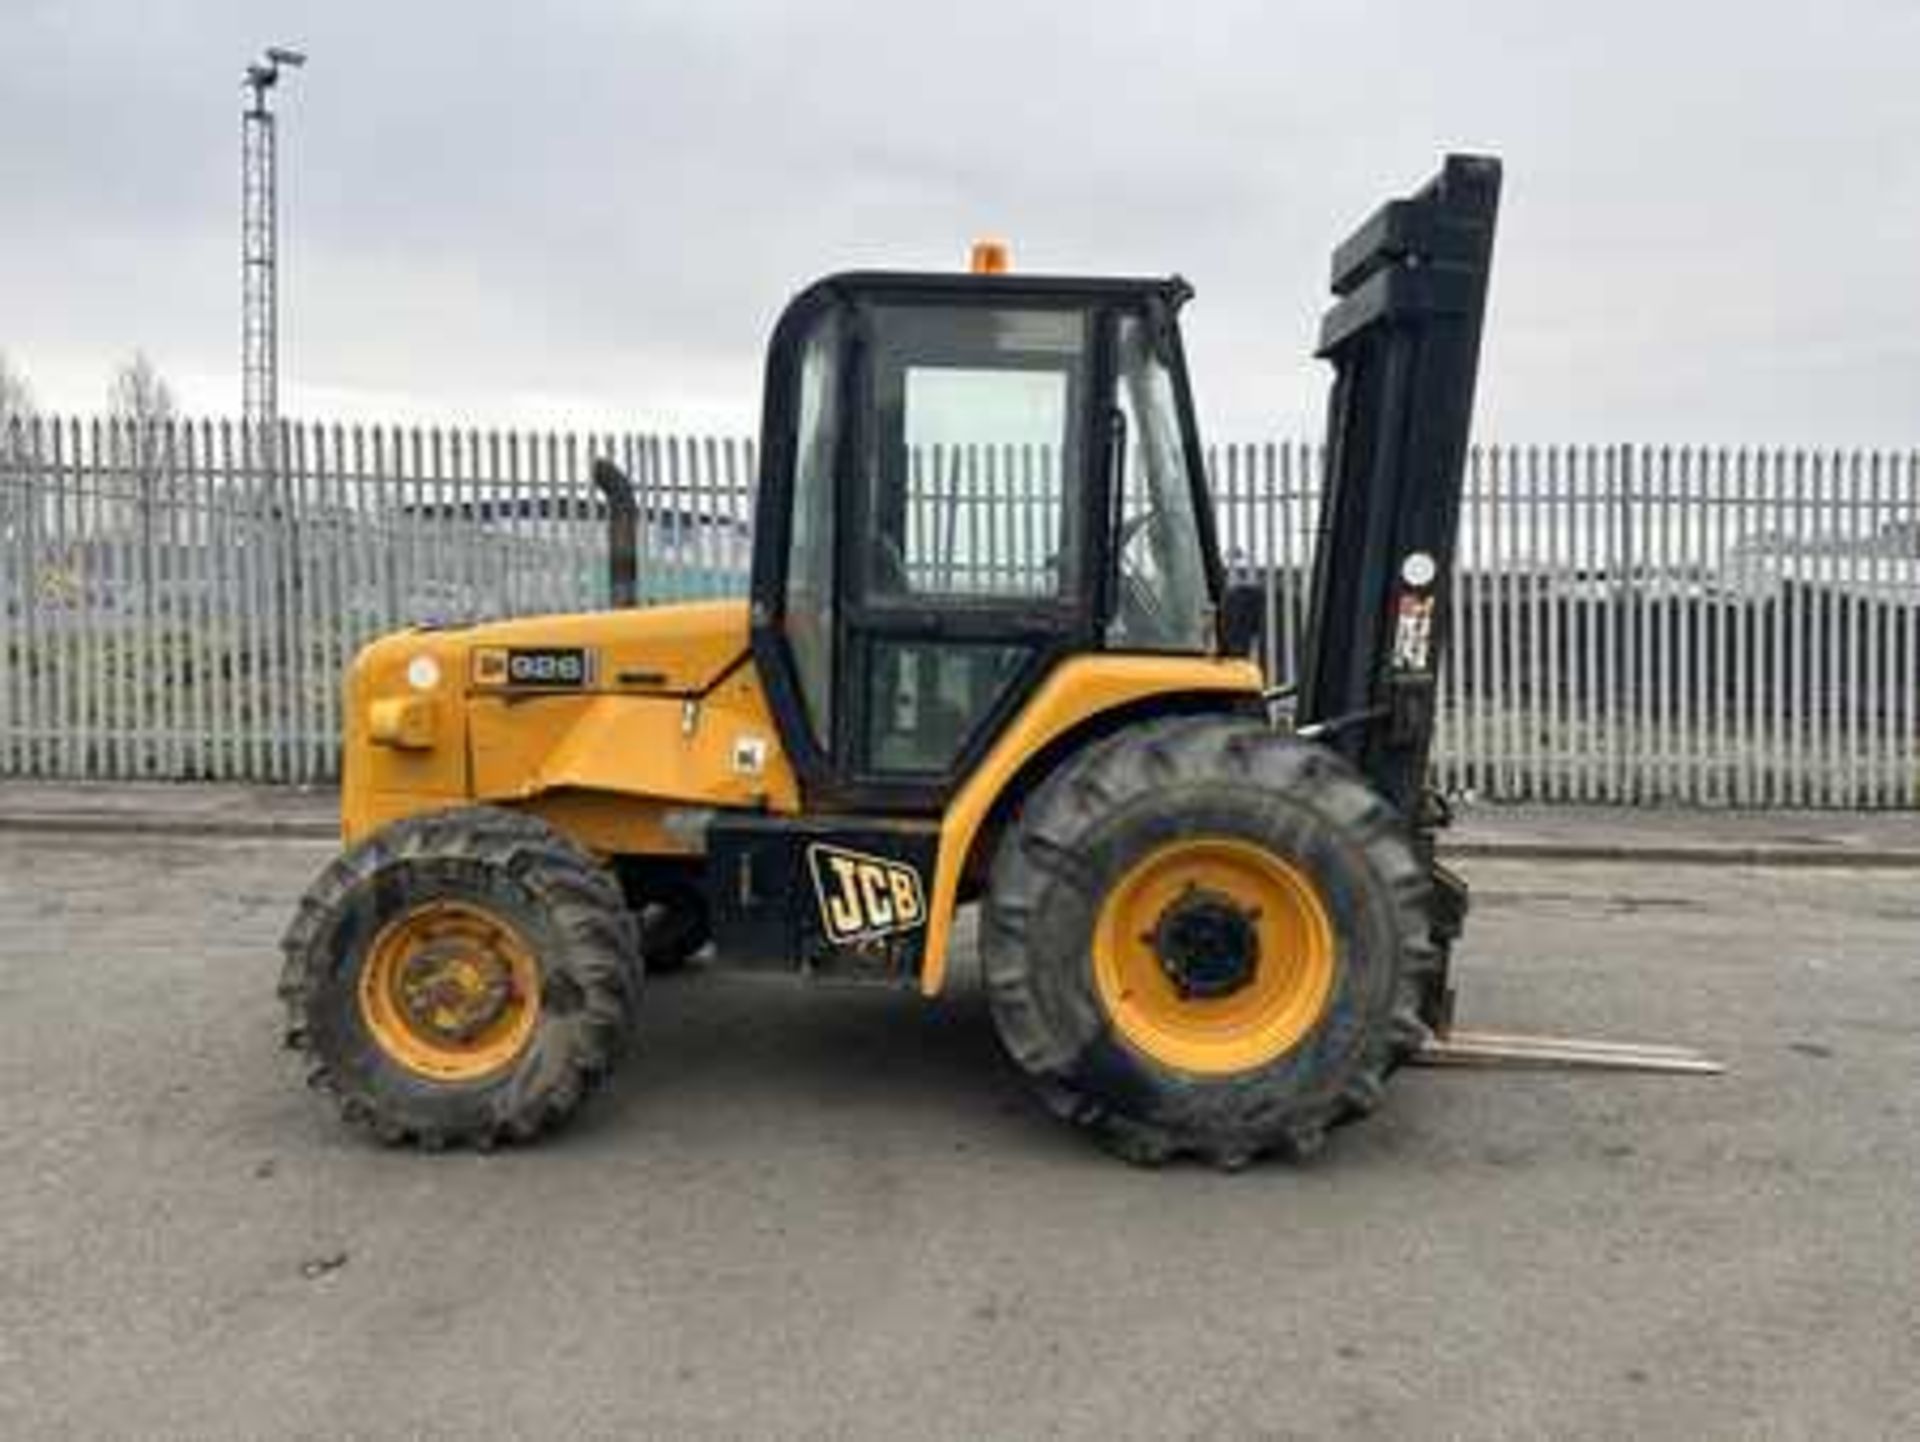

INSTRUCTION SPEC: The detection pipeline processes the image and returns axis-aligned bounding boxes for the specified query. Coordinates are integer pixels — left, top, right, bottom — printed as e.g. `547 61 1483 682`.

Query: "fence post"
0 417 1915 804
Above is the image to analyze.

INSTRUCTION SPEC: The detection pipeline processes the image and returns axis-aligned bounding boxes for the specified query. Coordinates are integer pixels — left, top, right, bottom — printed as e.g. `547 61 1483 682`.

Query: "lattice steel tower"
242 47 304 430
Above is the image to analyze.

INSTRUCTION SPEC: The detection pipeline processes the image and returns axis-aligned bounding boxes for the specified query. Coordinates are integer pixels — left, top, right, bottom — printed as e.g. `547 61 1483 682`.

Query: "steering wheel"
869 533 911 595
1117 508 1158 551
1114 508 1172 641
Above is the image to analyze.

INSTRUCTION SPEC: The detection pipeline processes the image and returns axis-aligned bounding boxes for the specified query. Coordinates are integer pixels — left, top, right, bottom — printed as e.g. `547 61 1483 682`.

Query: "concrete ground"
1 815 1917 1440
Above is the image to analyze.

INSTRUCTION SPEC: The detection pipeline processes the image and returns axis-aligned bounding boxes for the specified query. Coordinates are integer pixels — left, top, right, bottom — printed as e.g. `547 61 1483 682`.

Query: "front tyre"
981 716 1432 1167
279 807 641 1148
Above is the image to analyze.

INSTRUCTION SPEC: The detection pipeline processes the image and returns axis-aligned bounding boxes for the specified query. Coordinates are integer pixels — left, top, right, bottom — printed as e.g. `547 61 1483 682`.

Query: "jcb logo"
808 843 926 945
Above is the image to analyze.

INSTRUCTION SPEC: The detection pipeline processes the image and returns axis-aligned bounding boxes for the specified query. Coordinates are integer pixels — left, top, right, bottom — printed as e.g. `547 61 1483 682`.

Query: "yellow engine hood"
454 598 750 693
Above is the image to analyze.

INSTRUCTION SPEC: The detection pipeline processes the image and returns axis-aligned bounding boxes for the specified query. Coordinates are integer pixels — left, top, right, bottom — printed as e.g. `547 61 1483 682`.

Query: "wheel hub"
1091 837 1337 1076
1151 887 1261 999
357 900 543 1082
396 942 515 1044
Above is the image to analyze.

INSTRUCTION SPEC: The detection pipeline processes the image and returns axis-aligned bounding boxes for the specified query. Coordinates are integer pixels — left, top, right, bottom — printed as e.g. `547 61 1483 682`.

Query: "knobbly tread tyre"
637 895 710 976
279 806 641 1148
980 714 1433 1168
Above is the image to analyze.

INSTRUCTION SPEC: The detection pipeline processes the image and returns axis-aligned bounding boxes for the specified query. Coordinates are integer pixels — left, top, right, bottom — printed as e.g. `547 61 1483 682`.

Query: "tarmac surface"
1 794 1917 1440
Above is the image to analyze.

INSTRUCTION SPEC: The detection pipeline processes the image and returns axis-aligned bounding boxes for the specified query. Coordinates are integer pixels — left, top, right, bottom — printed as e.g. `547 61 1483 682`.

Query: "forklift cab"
748 270 1232 810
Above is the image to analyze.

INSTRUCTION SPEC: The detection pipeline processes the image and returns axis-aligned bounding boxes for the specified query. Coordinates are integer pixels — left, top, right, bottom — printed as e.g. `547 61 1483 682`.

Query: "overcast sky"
2 0 1916 446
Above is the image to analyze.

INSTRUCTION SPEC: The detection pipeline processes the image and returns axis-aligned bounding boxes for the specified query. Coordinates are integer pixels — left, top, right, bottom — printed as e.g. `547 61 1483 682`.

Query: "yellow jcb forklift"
281 155 1712 1165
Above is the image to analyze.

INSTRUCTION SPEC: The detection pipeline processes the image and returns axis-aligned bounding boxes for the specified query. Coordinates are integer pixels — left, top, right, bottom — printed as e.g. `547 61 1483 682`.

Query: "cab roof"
792 269 1195 309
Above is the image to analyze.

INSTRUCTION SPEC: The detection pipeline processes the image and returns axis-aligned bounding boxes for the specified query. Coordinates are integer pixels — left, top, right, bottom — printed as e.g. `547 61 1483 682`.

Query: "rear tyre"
981 715 1432 1167
279 806 641 1148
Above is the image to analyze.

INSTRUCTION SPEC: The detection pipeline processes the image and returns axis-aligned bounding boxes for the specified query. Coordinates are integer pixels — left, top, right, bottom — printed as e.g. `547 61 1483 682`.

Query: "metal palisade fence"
2 415 1918 806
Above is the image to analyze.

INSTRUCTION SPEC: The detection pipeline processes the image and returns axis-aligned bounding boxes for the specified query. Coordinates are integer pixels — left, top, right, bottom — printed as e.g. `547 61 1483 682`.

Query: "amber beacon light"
969 239 1010 274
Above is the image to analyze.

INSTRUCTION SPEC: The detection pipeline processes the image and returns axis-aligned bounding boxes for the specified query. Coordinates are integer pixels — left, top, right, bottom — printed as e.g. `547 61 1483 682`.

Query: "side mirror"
1219 580 1264 657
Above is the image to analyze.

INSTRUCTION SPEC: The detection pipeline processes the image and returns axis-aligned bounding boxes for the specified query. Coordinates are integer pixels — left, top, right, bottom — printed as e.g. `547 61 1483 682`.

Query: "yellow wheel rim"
357 900 542 1082
1092 837 1335 1075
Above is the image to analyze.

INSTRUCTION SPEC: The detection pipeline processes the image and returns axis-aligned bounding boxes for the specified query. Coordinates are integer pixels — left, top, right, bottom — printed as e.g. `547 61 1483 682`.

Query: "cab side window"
852 303 1091 777
782 311 842 746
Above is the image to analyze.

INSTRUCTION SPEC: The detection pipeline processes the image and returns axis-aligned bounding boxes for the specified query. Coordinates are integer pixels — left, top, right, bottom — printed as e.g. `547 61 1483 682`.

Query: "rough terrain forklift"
281 154 1709 1164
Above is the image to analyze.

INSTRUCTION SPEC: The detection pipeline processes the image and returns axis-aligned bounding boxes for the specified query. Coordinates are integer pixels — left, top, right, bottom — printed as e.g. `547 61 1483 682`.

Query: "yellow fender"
918 653 1263 993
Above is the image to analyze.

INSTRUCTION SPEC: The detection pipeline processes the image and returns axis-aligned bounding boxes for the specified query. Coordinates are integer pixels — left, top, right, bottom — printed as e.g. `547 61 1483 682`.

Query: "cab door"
836 296 1101 805
750 280 1109 811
